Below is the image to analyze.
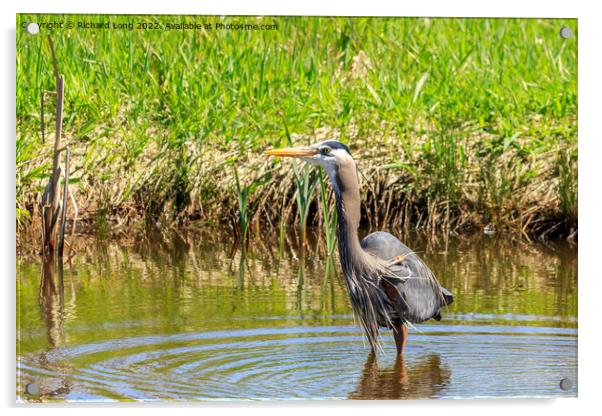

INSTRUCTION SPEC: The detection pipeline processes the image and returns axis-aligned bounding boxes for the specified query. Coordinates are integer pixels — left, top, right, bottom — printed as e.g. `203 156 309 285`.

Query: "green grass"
16 15 578 242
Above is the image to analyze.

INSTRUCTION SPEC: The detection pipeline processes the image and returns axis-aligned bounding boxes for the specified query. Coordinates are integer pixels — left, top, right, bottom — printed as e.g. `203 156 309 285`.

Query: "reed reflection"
39 261 65 348
34 261 73 399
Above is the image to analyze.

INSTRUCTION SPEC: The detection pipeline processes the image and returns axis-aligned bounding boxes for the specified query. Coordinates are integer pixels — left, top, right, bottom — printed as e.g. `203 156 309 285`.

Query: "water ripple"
17 324 577 401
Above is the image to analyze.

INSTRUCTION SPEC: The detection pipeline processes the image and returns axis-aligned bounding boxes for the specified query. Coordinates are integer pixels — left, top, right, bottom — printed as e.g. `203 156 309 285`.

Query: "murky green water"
17 230 577 401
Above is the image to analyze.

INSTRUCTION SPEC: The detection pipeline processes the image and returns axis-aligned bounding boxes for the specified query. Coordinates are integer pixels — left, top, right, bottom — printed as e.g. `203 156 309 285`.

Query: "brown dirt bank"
16 124 577 254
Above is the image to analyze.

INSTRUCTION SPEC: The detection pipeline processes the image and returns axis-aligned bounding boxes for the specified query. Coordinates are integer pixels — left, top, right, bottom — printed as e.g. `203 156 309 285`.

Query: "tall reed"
291 161 318 243
234 168 249 244
319 171 338 256
284 119 318 243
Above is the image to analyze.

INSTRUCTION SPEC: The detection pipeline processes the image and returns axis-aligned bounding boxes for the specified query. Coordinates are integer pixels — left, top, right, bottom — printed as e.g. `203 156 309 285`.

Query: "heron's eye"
321 147 332 156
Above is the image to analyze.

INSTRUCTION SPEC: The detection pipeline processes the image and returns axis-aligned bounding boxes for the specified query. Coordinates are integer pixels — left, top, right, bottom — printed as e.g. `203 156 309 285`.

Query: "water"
16 230 578 401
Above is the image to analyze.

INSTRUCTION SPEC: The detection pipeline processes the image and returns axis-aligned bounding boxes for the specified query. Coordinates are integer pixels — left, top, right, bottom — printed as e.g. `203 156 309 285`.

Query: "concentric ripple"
17 324 577 401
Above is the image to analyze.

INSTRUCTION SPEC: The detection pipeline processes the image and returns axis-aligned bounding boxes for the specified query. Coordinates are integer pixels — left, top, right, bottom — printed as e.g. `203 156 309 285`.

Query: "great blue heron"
266 140 454 356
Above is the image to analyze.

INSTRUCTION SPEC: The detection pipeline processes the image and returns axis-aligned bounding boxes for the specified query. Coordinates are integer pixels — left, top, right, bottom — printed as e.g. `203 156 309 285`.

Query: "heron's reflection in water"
350 353 450 399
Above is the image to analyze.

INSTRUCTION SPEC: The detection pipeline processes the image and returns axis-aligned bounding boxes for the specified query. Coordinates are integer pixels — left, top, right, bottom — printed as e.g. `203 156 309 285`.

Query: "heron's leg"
393 323 408 356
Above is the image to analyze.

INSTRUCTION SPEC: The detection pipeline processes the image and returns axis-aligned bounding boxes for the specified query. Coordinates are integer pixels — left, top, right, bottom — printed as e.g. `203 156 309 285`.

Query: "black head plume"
321 140 351 155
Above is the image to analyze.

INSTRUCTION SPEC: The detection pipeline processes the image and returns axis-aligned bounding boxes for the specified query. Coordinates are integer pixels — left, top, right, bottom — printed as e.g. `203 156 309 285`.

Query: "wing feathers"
361 231 453 325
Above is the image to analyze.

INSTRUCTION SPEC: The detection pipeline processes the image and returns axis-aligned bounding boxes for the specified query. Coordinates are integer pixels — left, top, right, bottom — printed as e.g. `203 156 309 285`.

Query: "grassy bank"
16 15 577 250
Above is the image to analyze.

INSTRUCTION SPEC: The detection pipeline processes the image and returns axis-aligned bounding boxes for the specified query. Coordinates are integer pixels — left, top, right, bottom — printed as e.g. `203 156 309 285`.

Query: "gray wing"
360 231 453 324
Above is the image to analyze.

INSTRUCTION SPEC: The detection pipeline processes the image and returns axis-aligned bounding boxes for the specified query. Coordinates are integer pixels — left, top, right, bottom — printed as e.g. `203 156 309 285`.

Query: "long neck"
327 160 386 350
326 162 365 275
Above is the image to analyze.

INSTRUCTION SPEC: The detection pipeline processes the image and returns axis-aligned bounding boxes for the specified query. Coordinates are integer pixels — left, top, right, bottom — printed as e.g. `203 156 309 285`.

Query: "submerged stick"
67 179 79 260
57 147 70 258
42 75 64 260
41 35 67 261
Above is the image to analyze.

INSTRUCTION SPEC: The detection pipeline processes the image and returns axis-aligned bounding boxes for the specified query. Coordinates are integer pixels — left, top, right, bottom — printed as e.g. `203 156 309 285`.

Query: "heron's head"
266 140 356 196
266 139 360 219
265 139 353 174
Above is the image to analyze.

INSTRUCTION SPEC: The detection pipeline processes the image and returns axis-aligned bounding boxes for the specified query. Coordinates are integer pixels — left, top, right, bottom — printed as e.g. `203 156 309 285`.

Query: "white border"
9 0 584 18
3 1 601 415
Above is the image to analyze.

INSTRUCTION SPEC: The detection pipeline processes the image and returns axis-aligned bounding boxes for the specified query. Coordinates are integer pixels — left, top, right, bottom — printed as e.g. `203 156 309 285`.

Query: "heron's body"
360 231 454 326
266 139 453 356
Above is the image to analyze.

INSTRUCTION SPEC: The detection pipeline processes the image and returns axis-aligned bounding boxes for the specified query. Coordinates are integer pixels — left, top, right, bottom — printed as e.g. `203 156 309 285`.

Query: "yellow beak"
265 146 318 158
